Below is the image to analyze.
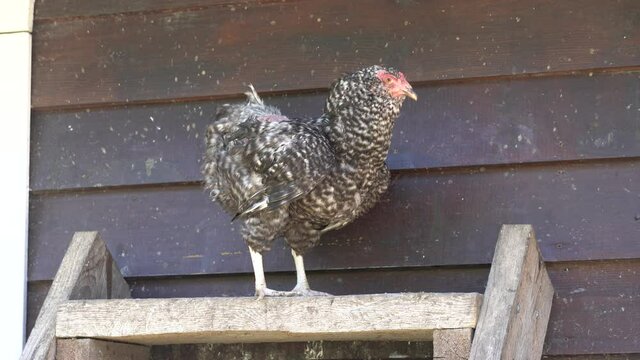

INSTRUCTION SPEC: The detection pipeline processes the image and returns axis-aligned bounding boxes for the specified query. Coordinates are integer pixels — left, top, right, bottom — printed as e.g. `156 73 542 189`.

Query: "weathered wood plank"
56 338 150 360
30 72 640 191
434 328 473 360
29 260 640 355
31 0 640 108
20 232 130 360
30 266 488 350
150 340 434 360
470 225 554 359
28 159 640 281
130 260 640 356
56 293 482 345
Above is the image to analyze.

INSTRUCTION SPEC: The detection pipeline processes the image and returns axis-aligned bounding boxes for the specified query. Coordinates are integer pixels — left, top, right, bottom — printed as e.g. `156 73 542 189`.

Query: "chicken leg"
249 247 330 299
249 247 289 299
289 249 331 296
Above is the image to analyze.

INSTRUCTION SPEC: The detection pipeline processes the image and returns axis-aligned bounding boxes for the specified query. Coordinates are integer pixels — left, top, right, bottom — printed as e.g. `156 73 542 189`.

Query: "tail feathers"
244 84 264 106
213 83 263 123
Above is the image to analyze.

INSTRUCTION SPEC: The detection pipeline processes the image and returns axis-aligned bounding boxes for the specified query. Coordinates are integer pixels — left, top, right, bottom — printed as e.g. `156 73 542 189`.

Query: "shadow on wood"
56 339 149 360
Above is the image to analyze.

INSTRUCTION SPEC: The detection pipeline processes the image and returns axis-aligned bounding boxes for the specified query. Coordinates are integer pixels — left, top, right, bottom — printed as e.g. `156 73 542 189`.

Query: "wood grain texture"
150 340 433 360
20 232 130 360
434 328 473 360
34 0 235 19
470 225 553 360
28 159 640 281
30 71 640 191
56 293 482 345
31 0 640 108
544 260 640 356
149 347 640 360
28 260 640 355
56 339 150 360
152 348 640 360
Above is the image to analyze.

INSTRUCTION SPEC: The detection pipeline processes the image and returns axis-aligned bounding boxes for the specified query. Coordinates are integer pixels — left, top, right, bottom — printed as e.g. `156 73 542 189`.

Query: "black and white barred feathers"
203 66 415 254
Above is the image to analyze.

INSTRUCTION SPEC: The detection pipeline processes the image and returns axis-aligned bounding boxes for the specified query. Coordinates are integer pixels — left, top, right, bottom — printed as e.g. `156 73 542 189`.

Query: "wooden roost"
21 225 553 360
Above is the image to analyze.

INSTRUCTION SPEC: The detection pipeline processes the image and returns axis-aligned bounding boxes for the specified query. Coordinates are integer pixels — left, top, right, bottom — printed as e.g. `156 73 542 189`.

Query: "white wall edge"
0 0 33 356
0 0 34 33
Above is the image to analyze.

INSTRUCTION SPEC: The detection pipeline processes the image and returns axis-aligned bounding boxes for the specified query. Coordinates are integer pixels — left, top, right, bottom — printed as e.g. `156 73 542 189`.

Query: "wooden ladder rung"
56 292 482 345
21 225 553 360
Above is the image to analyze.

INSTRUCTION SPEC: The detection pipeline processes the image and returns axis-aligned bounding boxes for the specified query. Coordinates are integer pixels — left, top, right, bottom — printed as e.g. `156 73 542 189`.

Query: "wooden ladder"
21 225 553 360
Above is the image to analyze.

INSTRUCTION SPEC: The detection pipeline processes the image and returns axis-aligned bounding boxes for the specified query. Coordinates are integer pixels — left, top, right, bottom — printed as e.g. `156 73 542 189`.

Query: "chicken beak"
403 86 418 101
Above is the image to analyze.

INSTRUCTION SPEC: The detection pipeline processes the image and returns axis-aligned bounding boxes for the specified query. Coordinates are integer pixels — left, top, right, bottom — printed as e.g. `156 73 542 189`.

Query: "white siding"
0 0 34 33
0 0 33 357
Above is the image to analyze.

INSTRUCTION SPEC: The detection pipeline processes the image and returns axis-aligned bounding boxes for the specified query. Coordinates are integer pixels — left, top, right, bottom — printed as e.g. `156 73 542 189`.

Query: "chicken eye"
385 77 393 84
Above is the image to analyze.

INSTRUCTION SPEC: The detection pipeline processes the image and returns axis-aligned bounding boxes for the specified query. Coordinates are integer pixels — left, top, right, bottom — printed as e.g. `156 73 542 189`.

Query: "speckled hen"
203 66 417 298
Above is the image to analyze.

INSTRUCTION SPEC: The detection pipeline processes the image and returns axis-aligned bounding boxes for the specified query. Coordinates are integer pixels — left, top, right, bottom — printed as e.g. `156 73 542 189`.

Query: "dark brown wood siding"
29 0 640 357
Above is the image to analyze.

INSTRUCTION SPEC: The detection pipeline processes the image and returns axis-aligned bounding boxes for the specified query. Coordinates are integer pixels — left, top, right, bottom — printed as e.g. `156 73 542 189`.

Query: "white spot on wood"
145 158 157 177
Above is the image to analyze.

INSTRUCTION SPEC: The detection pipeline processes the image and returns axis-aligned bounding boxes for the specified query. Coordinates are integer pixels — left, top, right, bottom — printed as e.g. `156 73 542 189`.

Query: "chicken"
203 65 416 298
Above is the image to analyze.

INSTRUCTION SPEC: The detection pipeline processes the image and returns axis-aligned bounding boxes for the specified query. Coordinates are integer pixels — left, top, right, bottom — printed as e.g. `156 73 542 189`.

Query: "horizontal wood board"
150 346 640 360
28 159 640 281
30 71 640 191
55 293 481 344
149 340 434 360
34 0 238 19
32 0 640 108
27 260 640 355
149 346 640 360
